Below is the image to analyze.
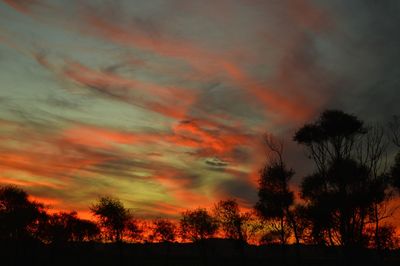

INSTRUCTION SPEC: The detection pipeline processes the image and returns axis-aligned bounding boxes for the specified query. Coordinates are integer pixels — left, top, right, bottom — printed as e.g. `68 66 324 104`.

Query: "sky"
0 0 399 219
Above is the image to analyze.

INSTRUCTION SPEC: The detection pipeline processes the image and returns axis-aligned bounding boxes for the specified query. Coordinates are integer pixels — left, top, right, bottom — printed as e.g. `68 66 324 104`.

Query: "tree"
389 116 400 191
355 124 392 250
0 185 45 241
125 218 143 243
149 219 177 243
90 196 130 242
213 199 250 243
294 110 366 171
294 110 390 248
366 224 399 250
73 216 100 242
254 134 296 245
180 208 218 242
391 152 400 190
45 211 99 243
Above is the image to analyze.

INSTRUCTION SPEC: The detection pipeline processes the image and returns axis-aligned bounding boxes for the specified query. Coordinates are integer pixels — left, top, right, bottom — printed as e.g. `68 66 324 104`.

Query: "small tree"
74 217 100 242
180 208 218 242
45 211 99 243
150 219 177 243
255 134 296 245
90 196 130 242
125 218 143 243
214 199 250 243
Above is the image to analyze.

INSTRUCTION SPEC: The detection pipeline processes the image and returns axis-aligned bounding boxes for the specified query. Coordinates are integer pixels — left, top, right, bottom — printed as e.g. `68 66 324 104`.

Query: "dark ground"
1 239 399 266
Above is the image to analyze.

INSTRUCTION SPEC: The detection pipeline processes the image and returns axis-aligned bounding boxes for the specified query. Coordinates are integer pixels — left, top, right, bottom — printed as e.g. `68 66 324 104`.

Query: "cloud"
2 0 39 14
2 0 399 221
205 157 229 168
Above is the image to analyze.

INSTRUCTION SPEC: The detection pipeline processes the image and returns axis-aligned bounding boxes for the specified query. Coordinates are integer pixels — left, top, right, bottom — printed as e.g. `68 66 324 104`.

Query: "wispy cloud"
1 0 399 220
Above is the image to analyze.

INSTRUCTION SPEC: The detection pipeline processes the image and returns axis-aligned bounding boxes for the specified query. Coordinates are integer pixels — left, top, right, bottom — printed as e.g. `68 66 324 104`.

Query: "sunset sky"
0 0 399 219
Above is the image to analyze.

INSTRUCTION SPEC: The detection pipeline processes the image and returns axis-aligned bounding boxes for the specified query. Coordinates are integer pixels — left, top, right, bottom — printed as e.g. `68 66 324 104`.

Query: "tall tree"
90 196 130 242
356 124 391 250
294 110 390 247
254 134 296 245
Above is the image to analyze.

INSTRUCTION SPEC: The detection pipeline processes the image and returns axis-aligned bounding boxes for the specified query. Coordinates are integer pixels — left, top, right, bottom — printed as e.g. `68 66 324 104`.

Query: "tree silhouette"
214 199 250 243
74 216 100 242
44 211 99 243
90 196 130 242
125 218 143 243
294 110 366 168
255 134 295 245
180 208 218 242
0 185 45 241
294 110 391 248
391 153 400 191
150 218 177 243
355 124 392 251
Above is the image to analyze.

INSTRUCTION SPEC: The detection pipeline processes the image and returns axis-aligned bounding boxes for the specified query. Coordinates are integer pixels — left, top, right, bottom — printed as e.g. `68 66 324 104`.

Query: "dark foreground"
1 239 400 266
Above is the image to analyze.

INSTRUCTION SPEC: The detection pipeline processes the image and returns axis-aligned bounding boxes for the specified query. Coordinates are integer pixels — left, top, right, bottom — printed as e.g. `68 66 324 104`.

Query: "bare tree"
255 133 299 245
356 124 392 251
388 115 400 148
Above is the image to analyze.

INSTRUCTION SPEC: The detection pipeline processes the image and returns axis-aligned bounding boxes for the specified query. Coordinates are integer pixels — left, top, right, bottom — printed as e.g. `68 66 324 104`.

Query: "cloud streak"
0 0 399 222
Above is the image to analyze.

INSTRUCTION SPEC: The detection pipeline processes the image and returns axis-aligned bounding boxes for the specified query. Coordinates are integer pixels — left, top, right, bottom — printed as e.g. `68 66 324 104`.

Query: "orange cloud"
222 62 315 122
0 176 61 189
80 8 322 123
61 126 139 149
2 0 37 14
62 61 198 120
170 119 250 156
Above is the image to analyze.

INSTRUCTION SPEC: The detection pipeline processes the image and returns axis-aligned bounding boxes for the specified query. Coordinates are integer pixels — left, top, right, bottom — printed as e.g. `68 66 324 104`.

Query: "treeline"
0 185 258 245
1 110 400 251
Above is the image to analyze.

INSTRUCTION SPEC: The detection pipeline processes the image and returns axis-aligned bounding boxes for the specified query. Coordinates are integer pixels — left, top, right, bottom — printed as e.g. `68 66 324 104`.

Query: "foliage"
180 208 218 242
255 134 297 245
149 219 177 243
44 211 99 243
0 185 45 241
295 110 391 247
90 196 131 242
214 199 251 242
125 218 143 242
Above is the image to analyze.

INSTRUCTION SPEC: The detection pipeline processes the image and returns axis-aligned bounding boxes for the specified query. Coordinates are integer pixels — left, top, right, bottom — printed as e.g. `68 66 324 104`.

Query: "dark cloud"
319 0 400 121
205 157 229 169
214 178 257 205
